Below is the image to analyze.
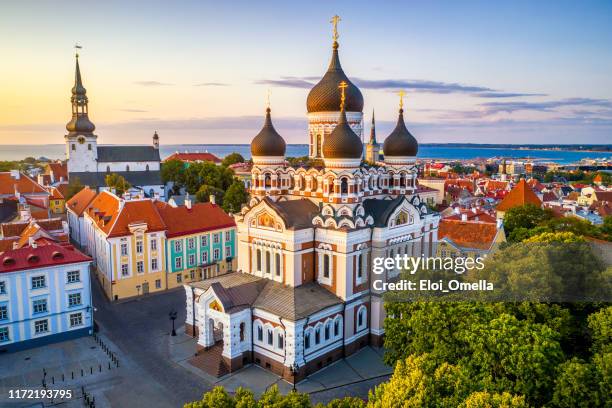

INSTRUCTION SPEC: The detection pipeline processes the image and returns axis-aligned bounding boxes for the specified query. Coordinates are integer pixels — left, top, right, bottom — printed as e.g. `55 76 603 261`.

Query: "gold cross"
330 15 341 42
398 90 406 109
74 43 82 58
339 81 348 110
266 88 271 109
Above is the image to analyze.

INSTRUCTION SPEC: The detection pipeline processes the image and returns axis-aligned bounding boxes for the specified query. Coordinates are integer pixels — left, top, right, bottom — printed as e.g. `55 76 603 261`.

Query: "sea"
0 144 610 165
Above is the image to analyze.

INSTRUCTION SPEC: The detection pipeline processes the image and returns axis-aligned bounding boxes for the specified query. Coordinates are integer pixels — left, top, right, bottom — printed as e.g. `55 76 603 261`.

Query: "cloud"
254 77 316 89
476 92 548 98
116 108 149 113
479 97 612 114
194 82 229 87
254 76 545 98
133 81 174 86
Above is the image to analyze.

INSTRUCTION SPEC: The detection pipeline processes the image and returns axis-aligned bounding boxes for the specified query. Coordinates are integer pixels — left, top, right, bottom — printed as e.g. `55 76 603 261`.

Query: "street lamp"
289 362 299 391
169 309 178 336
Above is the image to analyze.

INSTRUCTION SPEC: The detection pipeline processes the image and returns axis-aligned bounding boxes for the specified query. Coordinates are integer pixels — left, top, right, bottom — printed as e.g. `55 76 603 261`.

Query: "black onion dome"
322 108 363 159
383 108 418 157
251 108 286 157
307 42 364 113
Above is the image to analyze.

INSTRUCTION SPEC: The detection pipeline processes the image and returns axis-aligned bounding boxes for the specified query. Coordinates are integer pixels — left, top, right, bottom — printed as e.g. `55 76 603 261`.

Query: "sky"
1 0 611 145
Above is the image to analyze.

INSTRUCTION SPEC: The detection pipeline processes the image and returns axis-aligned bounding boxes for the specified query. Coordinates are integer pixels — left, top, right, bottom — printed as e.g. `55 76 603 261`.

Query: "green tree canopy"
221 153 245 167
105 173 131 196
222 181 248 214
195 185 225 205
503 204 554 241
66 177 85 200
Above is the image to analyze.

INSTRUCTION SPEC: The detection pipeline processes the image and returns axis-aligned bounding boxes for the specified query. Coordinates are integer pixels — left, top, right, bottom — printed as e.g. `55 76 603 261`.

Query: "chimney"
461 213 468 222
29 237 37 248
10 169 20 180
153 192 160 201
209 194 216 205
185 193 192 209
496 218 503 229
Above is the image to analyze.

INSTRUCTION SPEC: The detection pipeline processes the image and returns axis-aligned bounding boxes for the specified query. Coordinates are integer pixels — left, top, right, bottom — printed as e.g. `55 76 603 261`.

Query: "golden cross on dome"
74 43 82 58
330 15 341 42
266 88 271 109
398 89 406 109
339 81 348 110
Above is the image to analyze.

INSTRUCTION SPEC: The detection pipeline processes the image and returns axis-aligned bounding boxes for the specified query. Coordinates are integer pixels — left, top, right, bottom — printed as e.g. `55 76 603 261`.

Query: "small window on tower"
88 144 92 151
72 144 76 151
126 165 130 172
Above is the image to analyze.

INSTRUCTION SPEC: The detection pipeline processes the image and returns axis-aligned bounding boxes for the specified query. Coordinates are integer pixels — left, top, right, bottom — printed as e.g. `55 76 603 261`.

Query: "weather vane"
398 89 406 109
330 15 341 42
339 81 348 110
74 43 82 58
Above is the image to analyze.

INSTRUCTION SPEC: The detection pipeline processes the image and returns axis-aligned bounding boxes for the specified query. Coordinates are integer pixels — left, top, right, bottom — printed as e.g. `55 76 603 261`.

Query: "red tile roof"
594 191 612 203
0 243 91 273
0 172 47 195
155 201 235 237
438 219 500 250
444 209 497 224
0 221 28 238
164 152 221 164
496 179 542 211
484 180 509 192
66 187 97 216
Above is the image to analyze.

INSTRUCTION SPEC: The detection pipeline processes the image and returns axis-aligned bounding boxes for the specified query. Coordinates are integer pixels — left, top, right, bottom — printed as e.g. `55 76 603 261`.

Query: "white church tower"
65 51 97 173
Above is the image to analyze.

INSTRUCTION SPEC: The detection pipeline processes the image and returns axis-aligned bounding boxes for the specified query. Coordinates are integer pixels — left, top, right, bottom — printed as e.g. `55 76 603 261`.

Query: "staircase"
189 342 229 377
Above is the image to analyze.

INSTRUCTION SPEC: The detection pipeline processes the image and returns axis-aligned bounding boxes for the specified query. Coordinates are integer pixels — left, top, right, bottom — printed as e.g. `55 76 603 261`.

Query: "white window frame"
174 240 182 252
213 248 220 260
0 304 8 320
0 281 5 294
120 242 128 256
69 312 83 327
34 319 49 334
151 258 158 271
31 276 46 289
225 246 231 258
150 239 157 251
187 237 195 250
32 299 47 314
175 257 182 269
121 264 129 277
136 240 143 254
136 261 144 274
66 270 80 284
188 254 196 267
68 293 82 308
213 233 220 244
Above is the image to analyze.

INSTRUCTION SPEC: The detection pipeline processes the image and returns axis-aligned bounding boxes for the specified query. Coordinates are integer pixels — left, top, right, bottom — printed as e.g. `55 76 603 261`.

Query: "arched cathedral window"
340 178 348 195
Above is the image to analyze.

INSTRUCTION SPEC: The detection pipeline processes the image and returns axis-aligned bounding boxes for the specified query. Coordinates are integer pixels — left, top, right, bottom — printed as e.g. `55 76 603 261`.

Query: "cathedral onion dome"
66 55 96 134
383 108 418 158
306 41 364 113
251 108 286 157
322 106 363 159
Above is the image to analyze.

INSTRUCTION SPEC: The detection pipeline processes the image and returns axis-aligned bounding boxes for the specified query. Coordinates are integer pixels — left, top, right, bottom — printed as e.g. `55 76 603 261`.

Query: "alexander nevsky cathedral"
185 17 440 382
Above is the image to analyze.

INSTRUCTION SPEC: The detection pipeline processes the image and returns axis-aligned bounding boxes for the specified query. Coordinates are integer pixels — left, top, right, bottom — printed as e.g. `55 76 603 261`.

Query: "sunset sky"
1 0 611 145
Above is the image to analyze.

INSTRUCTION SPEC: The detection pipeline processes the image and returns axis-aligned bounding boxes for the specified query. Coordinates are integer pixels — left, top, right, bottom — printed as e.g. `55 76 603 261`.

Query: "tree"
459 392 528 408
66 177 85 200
221 153 245 167
195 185 225 205
222 181 248 213
524 231 585 243
552 358 601 408
588 306 612 354
161 159 185 192
105 173 131 196
601 216 612 238
503 204 554 241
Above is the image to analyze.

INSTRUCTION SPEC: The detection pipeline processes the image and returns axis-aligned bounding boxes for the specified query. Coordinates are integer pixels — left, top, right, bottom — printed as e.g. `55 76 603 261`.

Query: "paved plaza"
0 273 392 407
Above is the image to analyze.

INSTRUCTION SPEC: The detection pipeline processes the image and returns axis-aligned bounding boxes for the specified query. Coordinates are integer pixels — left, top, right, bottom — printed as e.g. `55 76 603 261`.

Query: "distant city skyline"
1 0 611 145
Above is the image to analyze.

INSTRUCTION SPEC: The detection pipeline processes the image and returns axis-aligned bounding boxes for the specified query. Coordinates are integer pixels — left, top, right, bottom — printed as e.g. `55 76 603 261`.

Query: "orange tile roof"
0 172 47 195
155 201 235 237
47 162 68 180
0 238 18 252
108 200 166 237
164 152 221 164
438 219 500 250
496 179 542 211
0 221 28 238
66 187 97 216
484 180 509 191
86 192 166 237
594 191 612 202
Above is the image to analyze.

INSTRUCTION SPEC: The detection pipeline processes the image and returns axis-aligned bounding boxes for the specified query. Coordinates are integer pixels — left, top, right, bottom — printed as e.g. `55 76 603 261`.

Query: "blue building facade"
0 244 93 352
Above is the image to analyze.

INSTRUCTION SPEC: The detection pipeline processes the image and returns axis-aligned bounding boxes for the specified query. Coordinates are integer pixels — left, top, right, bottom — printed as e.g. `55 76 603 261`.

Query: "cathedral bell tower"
65 49 97 173
306 15 363 159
